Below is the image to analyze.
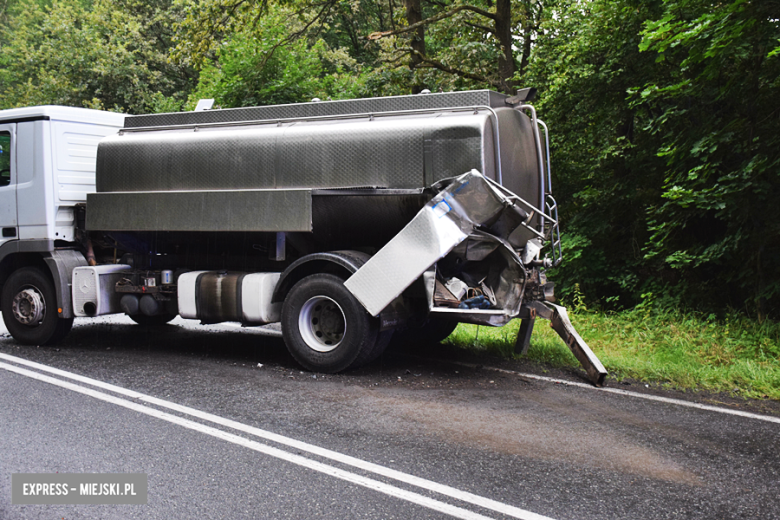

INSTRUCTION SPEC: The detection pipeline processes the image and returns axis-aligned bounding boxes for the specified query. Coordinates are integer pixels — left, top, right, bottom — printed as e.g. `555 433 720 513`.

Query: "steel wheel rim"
298 296 346 353
12 285 46 326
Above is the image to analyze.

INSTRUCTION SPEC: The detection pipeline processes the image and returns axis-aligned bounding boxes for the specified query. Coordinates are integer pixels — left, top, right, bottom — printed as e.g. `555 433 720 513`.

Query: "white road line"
0 361 501 520
445 360 780 425
220 322 282 336
0 353 554 520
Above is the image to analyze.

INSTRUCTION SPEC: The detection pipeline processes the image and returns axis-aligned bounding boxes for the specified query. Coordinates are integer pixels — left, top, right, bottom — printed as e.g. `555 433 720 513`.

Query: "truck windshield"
0 132 9 187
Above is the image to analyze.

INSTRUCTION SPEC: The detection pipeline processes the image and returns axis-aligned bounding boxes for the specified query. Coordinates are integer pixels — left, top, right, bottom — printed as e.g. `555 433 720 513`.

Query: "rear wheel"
350 328 394 369
1 267 73 345
417 318 459 344
282 273 381 373
391 317 458 349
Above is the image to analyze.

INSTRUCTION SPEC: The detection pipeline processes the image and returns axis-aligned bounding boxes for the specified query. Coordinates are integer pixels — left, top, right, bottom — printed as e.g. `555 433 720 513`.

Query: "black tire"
391 317 459 349
282 273 381 373
128 313 177 326
350 329 394 369
1 267 73 345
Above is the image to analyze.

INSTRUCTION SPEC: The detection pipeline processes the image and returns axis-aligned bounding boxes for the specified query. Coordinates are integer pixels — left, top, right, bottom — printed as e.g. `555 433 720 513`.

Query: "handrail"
517 104 547 235
121 105 490 132
514 108 563 267
483 176 553 242
538 120 563 266
538 120 553 194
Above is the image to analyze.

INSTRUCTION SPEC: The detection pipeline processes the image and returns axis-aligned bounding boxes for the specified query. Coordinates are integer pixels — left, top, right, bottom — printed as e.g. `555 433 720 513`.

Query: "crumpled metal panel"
86 190 311 232
96 112 497 193
521 301 608 386
426 228 525 326
344 170 510 316
123 90 508 128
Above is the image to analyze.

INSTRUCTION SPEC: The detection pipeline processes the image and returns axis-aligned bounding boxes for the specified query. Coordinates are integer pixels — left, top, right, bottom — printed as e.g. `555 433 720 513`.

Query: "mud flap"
518 301 607 386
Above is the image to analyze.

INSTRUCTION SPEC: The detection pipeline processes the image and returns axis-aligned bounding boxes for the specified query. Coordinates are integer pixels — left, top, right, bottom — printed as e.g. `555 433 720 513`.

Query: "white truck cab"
0 106 125 247
0 106 124 343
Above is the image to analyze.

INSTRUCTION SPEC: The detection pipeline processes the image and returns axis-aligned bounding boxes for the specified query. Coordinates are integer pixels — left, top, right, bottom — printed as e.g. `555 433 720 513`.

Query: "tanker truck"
0 89 607 385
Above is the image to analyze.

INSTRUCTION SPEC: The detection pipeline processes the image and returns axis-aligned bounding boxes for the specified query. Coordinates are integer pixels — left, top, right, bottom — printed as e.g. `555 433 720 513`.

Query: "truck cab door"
0 123 17 248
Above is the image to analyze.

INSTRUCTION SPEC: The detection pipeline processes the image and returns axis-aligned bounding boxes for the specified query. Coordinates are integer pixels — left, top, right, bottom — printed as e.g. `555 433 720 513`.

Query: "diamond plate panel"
344 204 469 317
96 126 278 193
124 90 507 129
86 190 311 232
427 117 489 183
277 118 424 189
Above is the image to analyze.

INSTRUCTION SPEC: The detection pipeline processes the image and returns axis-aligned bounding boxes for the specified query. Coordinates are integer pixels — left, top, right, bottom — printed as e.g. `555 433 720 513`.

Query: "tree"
526 0 666 306
528 0 780 317
173 0 548 95
186 5 371 108
0 0 195 113
635 0 780 317
367 0 545 93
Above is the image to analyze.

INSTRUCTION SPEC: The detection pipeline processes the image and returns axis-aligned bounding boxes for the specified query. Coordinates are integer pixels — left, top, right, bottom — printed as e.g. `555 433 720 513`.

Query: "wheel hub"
298 296 346 353
12 288 45 326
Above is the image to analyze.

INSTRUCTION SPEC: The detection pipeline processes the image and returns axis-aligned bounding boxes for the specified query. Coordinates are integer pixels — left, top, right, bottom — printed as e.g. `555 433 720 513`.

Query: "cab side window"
0 132 10 187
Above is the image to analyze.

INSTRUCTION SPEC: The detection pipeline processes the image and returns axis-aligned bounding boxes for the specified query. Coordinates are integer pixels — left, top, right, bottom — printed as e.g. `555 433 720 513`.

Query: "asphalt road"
0 315 778 520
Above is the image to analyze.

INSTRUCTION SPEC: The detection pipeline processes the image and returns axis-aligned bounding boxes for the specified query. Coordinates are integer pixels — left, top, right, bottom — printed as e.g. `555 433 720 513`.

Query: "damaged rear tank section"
343 169 606 386
84 88 606 385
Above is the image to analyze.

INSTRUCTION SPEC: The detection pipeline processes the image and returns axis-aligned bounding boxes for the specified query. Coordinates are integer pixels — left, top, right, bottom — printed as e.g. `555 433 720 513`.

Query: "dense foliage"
0 0 195 112
527 0 780 318
0 0 778 317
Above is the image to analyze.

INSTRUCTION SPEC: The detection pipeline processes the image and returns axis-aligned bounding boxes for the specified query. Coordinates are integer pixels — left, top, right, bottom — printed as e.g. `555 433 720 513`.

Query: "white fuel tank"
177 271 281 324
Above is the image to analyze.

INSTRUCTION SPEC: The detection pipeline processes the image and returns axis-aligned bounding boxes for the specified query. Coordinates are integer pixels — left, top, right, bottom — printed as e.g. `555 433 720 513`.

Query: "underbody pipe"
516 301 608 386
85 236 97 266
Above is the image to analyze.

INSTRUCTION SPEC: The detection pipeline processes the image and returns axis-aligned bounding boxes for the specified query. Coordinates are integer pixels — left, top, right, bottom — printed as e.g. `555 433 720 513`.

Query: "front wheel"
281 274 381 373
1 267 73 345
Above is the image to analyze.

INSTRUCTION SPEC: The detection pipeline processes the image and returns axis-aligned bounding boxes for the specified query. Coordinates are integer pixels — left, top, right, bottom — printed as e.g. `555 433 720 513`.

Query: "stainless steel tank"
87 91 540 246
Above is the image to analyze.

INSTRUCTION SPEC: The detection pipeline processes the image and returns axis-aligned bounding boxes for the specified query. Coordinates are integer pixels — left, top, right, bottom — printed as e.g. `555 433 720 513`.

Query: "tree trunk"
518 20 533 78
494 0 515 94
405 0 426 93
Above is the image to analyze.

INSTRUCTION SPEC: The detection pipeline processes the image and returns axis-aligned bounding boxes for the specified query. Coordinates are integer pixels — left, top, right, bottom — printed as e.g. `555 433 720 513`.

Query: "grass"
445 307 780 400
